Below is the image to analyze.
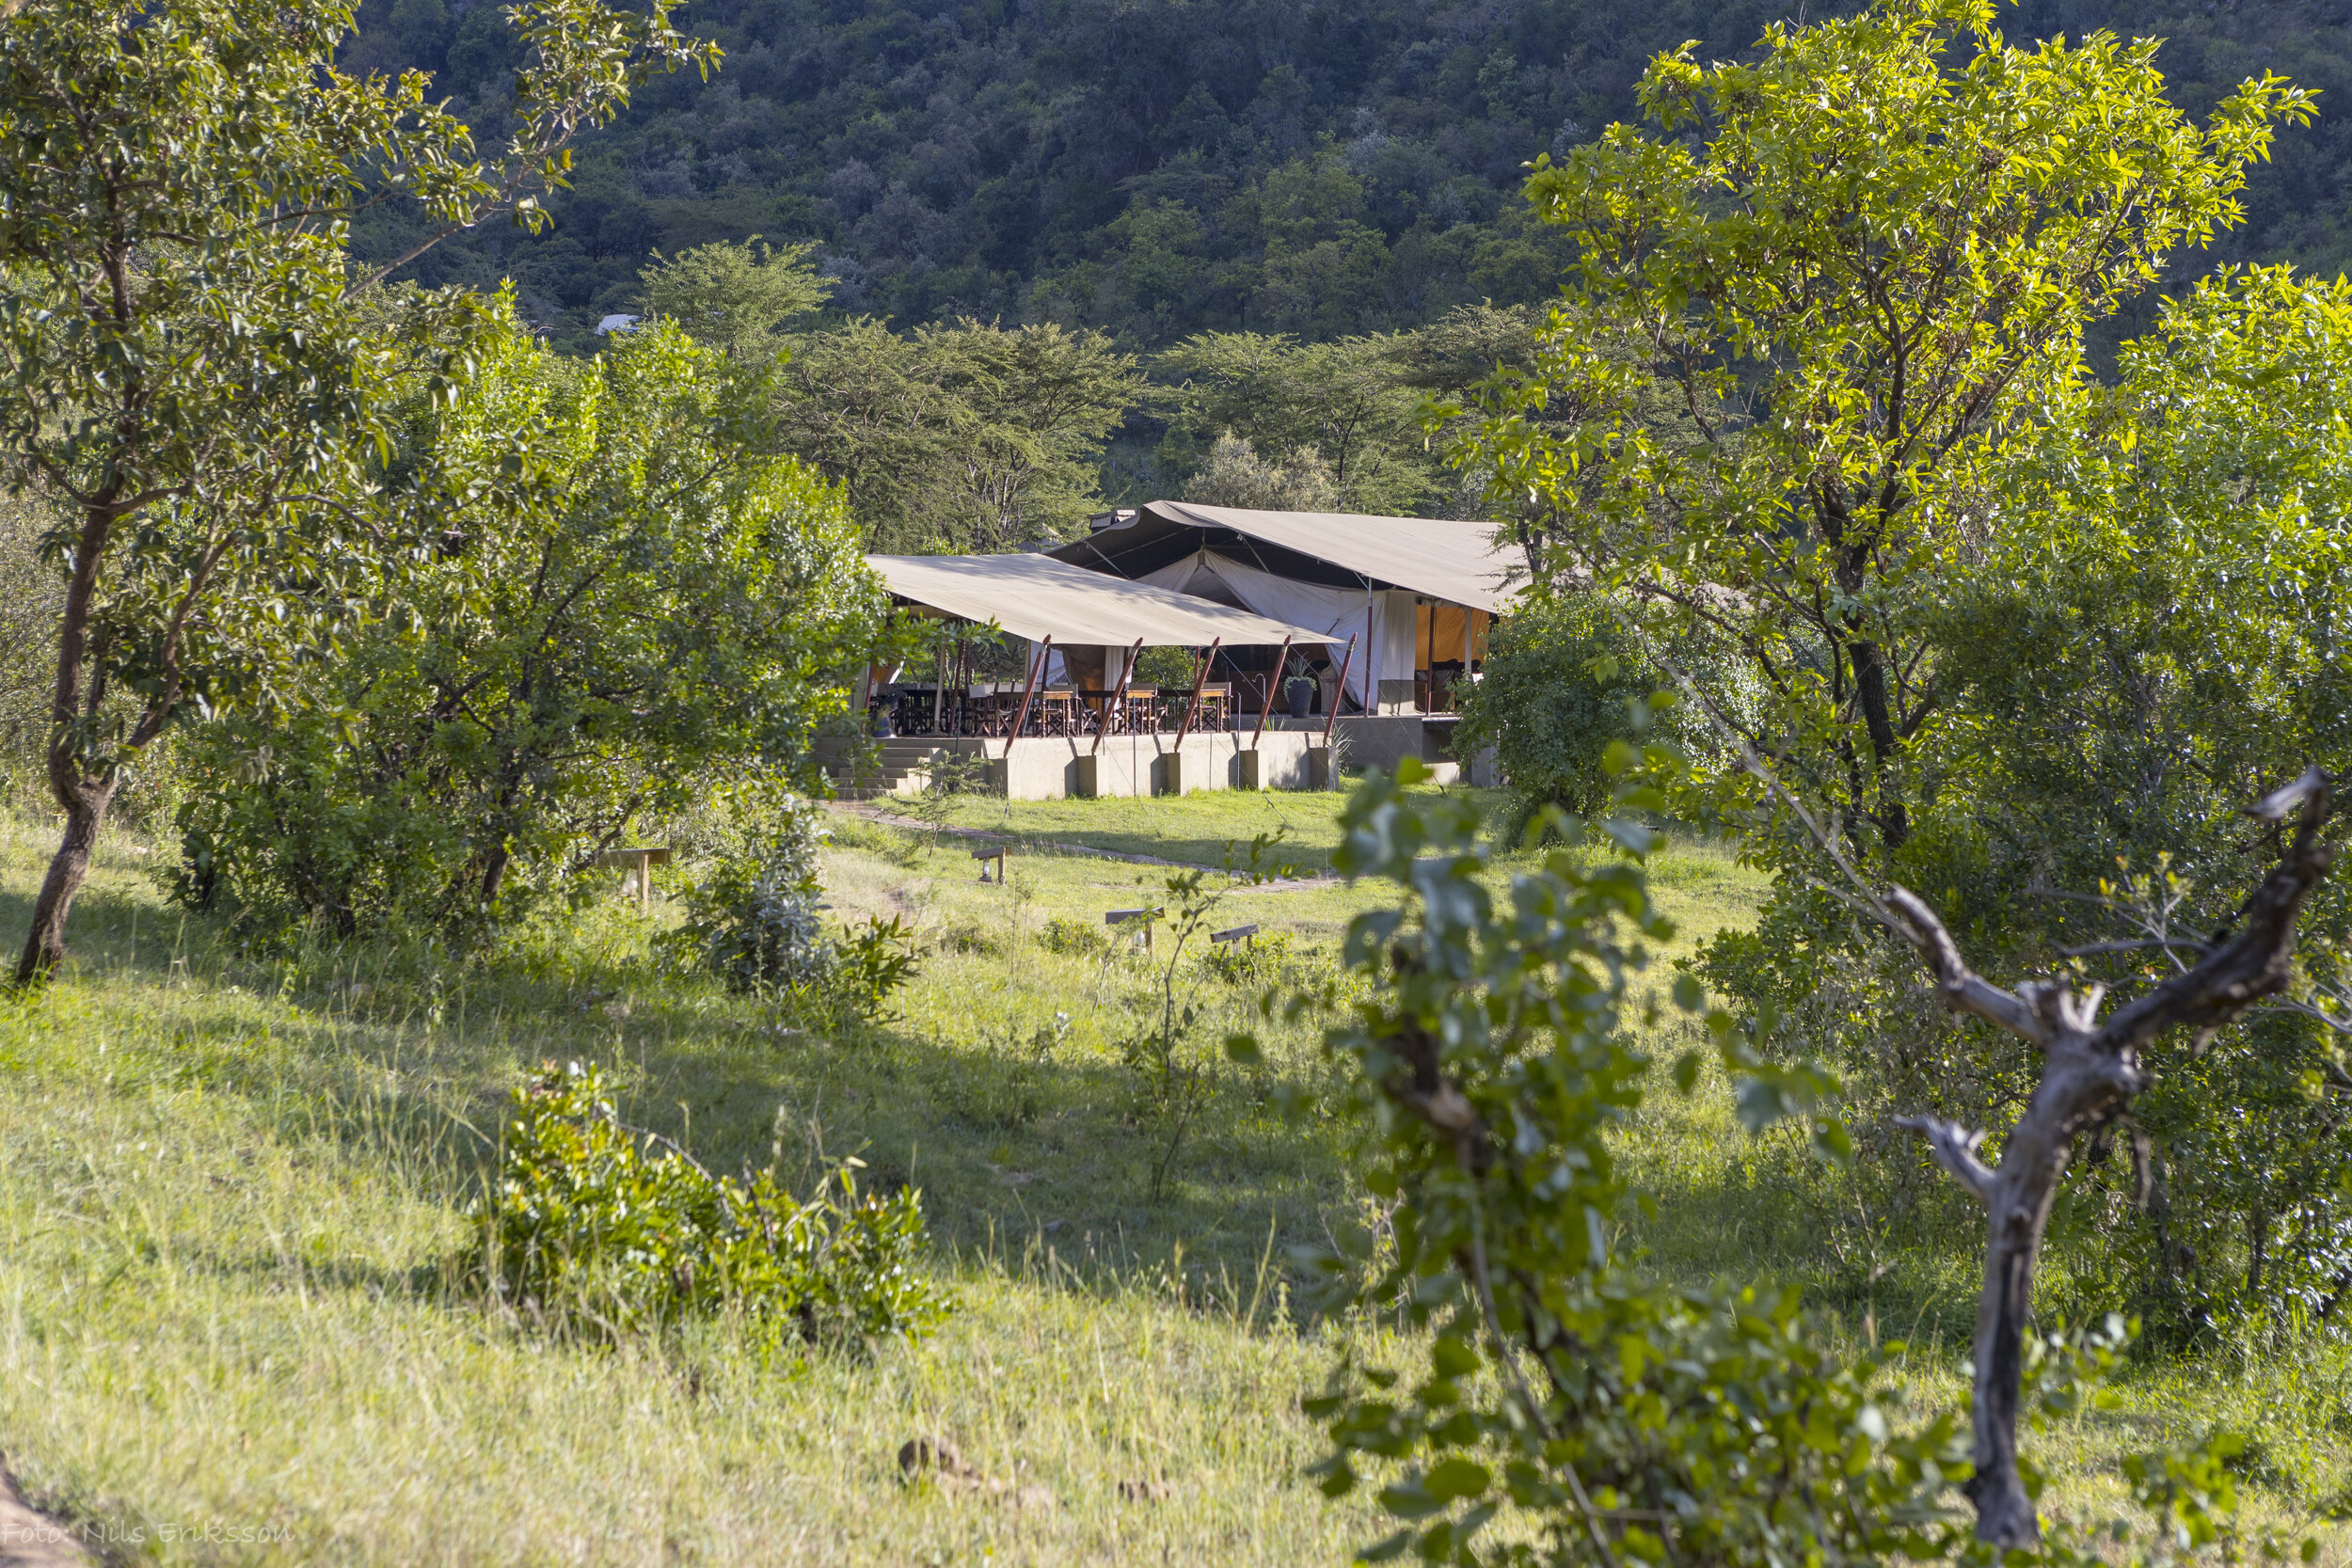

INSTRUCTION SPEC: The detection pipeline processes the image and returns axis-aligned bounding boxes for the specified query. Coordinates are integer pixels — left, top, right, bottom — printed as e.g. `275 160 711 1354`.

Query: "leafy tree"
1696 264 2352 1339
0 0 712 979
1159 331 1439 515
920 319 1148 550
172 314 888 937
1460 0 2315 852
1272 762 2322 1560
1180 432 1339 512
764 314 1147 551
635 236 831 360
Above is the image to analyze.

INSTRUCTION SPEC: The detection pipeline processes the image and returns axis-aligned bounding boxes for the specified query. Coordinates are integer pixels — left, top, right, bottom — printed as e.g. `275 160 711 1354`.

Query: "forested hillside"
351 0 2352 356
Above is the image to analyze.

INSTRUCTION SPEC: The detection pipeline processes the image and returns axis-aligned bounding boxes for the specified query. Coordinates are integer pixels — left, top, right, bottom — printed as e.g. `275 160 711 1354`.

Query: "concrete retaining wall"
1003 729 1322 800
821 718 1498 800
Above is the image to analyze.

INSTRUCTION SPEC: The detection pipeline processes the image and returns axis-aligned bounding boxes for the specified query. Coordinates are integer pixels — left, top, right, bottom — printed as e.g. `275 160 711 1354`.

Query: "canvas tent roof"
866 551 1340 647
1051 500 1525 613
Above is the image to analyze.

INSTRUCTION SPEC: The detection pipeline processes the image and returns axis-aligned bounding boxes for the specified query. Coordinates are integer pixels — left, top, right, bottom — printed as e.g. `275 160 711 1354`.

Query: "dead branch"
1886 770 2333 1548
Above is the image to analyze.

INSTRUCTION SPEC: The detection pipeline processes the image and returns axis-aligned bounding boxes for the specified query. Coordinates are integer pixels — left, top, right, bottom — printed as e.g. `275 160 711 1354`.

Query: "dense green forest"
350 0 2352 358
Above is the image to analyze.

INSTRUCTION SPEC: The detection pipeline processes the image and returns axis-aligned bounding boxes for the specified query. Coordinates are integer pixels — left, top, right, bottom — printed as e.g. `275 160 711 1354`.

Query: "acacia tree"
1460 0 2313 849
765 314 1145 552
634 236 831 361
1158 330 1439 515
0 0 713 981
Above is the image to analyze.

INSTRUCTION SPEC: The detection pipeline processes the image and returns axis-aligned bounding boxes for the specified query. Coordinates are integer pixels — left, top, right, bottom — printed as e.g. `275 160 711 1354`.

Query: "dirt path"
827 802 1340 892
0 1466 92 1567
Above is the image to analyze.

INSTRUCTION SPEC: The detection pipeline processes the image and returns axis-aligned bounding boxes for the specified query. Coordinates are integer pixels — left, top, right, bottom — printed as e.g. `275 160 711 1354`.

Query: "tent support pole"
932 627 946 734
1171 638 1220 751
1462 611 1475 710
1095 639 1143 756
1323 634 1357 746
1004 635 1051 757
1251 635 1291 749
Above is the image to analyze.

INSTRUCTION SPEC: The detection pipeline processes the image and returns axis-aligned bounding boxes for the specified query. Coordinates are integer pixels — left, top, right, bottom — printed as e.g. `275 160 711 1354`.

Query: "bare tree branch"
1891 1116 1994 1204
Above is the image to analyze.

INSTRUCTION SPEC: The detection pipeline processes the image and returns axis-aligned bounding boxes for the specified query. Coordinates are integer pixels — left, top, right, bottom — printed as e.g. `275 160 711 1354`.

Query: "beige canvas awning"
866 552 1341 646
1054 500 1526 613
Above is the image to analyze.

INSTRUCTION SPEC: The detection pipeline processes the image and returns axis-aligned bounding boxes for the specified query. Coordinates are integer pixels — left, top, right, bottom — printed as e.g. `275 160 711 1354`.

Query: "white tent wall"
1136 550 1414 712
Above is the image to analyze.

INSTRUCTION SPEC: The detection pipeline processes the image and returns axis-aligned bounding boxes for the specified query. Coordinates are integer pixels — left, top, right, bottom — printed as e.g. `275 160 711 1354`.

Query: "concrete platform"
818 718 1493 800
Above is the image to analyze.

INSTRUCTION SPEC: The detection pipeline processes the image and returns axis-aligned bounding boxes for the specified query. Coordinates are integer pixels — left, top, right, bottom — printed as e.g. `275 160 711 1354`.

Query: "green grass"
0 791 2345 1563
900 783 1375 874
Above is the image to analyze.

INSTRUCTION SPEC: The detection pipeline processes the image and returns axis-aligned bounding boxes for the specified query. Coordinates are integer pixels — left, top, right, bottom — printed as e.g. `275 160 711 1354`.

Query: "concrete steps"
819 737 984 800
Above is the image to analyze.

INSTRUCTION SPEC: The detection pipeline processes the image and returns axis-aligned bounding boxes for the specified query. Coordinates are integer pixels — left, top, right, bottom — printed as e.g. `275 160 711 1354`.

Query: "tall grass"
0 797 2344 1561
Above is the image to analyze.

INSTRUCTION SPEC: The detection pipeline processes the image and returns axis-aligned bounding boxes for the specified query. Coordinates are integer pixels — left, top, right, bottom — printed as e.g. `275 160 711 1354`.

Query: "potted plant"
1284 656 1315 721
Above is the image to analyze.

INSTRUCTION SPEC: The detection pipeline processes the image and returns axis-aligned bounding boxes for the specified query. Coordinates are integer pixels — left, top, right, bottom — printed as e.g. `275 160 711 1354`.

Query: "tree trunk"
1961 1074 2097 1545
18 777 118 985
1848 636 1910 847
18 494 120 985
478 841 511 912
1887 776 2332 1547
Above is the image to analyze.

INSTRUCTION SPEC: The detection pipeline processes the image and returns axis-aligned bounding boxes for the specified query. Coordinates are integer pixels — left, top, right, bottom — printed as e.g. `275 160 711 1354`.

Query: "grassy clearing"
0 788 2344 1563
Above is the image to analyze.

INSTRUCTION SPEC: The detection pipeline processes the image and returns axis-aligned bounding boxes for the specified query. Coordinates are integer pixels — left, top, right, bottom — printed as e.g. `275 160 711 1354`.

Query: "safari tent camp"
832 550 1343 800
1050 500 1525 780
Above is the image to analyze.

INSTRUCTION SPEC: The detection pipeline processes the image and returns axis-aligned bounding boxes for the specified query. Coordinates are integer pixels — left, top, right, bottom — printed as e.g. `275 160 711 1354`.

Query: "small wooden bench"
1105 906 1164 951
591 847 673 913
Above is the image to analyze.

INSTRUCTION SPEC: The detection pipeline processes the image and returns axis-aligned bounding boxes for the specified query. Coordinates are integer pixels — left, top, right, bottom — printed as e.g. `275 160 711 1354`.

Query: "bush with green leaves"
1254 763 2301 1565
663 800 919 1023
1260 764 1966 1564
669 797 832 990
168 308 893 941
473 1061 947 1358
1199 929 1296 986
1037 915 1109 958
1454 590 1754 832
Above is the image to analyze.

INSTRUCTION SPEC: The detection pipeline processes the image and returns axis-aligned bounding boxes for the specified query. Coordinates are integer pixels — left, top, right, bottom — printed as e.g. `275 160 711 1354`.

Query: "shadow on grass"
24 869 1355 1318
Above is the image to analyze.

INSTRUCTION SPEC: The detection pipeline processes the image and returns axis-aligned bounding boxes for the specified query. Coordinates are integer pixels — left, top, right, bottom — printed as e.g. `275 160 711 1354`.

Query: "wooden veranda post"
1251 635 1292 748
1323 634 1358 745
1004 635 1052 754
1170 638 1221 750
1095 638 1144 756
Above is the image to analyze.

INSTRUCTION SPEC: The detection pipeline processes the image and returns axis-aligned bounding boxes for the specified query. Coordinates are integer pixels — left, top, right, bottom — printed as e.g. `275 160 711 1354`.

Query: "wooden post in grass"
592 847 673 913
1105 906 1162 952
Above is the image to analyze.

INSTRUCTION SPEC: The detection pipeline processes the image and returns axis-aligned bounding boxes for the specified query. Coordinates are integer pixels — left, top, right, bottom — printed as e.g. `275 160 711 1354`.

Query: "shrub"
664 801 920 1024
1455 589 1756 832
1037 915 1108 958
163 317 892 942
669 797 832 990
472 1061 948 1357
